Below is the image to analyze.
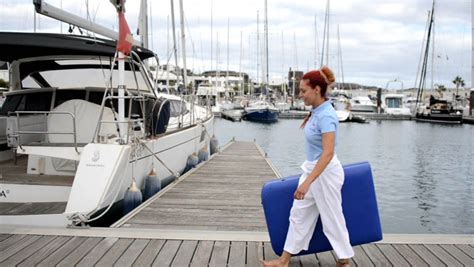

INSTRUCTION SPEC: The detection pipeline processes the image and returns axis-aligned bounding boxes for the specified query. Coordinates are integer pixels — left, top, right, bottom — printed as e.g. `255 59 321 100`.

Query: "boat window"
0 92 52 115
386 98 402 108
26 69 151 91
22 76 42 88
169 99 188 117
54 90 87 107
0 94 23 115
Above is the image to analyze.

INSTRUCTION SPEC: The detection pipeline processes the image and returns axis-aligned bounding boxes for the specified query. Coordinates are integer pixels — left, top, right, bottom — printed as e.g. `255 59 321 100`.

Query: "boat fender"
210 135 219 155
123 179 143 215
183 153 199 173
143 168 161 200
198 147 209 163
161 175 177 188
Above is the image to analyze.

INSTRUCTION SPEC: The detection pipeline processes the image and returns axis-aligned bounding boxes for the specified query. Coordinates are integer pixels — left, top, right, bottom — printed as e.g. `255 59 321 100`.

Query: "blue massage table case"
261 162 383 256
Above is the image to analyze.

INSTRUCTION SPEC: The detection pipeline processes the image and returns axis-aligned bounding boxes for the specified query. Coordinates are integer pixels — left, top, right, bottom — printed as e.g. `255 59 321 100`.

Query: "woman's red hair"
301 65 335 98
300 66 336 128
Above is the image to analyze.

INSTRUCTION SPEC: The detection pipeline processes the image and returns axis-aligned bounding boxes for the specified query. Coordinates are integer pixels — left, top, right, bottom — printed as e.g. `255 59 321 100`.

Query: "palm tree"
452 76 465 95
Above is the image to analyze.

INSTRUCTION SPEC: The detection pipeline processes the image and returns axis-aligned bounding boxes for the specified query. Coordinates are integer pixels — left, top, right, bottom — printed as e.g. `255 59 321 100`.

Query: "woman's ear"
314 85 321 96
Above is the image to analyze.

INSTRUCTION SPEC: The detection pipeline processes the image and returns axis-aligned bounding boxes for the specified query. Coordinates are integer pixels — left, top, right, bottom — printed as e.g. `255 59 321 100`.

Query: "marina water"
214 118 473 234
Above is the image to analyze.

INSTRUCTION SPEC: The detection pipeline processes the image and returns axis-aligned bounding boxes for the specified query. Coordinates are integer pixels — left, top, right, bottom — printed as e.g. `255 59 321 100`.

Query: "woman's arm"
294 132 335 200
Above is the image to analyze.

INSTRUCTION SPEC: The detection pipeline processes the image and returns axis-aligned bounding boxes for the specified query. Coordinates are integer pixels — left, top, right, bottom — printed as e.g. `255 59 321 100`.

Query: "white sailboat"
0 0 214 227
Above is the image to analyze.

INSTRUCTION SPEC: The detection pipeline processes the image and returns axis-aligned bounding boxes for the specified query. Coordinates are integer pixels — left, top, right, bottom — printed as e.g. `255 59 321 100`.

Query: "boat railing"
93 94 146 145
8 110 79 153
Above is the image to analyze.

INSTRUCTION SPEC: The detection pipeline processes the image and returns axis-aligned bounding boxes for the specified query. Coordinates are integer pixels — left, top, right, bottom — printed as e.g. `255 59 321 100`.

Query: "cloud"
0 0 471 88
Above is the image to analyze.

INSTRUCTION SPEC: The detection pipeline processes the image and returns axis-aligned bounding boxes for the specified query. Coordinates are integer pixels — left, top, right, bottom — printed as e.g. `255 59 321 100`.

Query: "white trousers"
283 155 354 259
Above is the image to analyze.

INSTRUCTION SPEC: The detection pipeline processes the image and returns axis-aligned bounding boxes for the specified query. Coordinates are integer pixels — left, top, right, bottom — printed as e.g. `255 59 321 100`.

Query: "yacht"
350 96 378 113
382 94 411 115
0 32 214 227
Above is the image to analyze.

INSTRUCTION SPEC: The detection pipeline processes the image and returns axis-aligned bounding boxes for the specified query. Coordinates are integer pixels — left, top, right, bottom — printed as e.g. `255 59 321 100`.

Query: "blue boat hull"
243 109 279 123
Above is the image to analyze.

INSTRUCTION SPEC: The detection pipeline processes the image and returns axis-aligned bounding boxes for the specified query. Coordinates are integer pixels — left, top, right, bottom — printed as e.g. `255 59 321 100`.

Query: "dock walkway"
114 140 279 231
1 141 473 266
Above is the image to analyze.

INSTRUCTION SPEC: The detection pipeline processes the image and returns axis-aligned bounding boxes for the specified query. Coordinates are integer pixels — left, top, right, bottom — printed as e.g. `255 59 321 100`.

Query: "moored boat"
0 29 213 226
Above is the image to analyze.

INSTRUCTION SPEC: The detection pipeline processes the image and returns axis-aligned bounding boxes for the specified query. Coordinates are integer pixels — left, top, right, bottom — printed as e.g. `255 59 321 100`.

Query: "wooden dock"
113 140 279 231
1 141 473 266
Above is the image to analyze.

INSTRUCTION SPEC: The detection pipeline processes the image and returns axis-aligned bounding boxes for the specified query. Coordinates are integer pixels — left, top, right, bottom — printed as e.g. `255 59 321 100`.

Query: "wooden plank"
56 237 102 267
246 242 264 267
376 244 410 266
316 251 336 266
132 239 165 266
37 236 87 267
263 242 279 261
299 254 319 267
0 234 27 252
391 244 428 267
3 236 56 266
113 239 150 266
95 238 134 266
361 244 391 266
0 234 12 242
1 236 55 266
424 244 463 267
440 244 474 266
408 244 446 266
352 245 375 267
190 240 214 267
75 237 118 267
0 235 41 262
209 241 230 267
152 240 181 267
17 236 70 267
227 241 246 267
172 240 199 266
289 256 302 267
455 244 474 258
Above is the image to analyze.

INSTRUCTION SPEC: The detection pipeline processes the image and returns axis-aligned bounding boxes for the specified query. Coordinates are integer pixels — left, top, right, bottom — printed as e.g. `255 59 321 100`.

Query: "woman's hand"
294 180 311 200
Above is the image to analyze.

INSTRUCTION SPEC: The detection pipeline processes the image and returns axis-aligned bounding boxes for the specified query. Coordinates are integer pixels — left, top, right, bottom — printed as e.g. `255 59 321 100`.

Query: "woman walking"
262 66 354 267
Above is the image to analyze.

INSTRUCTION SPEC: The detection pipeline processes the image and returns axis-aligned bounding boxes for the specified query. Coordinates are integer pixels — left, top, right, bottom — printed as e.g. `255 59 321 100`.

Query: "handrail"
8 111 79 153
93 94 146 144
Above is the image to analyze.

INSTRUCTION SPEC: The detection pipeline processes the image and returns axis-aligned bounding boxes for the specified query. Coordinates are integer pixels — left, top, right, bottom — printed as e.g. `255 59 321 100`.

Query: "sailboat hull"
243 108 279 123
415 113 463 124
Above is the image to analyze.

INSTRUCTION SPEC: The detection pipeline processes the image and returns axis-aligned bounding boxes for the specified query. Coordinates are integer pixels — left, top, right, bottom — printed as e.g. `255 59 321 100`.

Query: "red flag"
117 11 133 55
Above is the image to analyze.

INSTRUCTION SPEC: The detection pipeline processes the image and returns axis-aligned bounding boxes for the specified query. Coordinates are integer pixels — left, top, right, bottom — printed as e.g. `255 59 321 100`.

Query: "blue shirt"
304 100 338 161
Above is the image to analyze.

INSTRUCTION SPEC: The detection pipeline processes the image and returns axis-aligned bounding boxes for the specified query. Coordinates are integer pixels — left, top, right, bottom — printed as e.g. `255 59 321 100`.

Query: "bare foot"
336 259 350 267
260 258 289 267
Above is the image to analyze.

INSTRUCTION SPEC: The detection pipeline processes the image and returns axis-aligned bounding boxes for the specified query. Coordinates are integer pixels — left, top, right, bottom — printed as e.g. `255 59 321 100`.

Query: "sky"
1 0 471 89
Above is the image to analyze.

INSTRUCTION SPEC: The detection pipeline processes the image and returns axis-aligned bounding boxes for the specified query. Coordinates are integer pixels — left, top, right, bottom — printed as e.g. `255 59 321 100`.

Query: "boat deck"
0 141 472 266
0 202 67 215
0 156 74 186
0 155 72 216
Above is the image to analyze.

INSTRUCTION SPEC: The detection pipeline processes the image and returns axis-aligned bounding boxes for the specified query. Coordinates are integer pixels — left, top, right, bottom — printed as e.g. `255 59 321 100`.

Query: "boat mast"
256 11 260 90
431 1 435 91
337 25 345 89
314 14 320 69
138 0 149 49
226 18 230 91
178 0 188 94
170 0 179 84
320 0 330 67
264 0 269 94
416 0 435 110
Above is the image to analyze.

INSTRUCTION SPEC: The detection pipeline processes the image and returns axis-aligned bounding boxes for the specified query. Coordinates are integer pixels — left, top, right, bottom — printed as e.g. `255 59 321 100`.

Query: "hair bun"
320 65 336 84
